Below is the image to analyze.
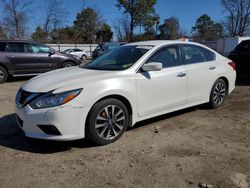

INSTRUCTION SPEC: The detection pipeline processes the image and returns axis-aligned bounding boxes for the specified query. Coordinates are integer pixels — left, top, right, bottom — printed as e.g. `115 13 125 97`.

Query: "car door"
182 44 217 104
28 43 59 72
5 42 36 74
136 45 187 117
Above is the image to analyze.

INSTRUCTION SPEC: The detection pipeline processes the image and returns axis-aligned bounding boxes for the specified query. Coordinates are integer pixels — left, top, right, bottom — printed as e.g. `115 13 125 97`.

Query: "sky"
68 0 225 34
17 0 226 35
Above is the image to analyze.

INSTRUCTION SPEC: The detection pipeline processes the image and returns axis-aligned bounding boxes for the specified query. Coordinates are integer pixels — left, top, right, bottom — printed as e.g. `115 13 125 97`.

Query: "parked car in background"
64 48 87 60
15 40 236 145
228 40 250 79
0 40 81 83
92 42 126 58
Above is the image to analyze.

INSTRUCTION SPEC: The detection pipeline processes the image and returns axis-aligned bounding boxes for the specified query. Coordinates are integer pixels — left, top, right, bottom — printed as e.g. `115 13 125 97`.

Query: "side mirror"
49 49 55 56
141 62 162 72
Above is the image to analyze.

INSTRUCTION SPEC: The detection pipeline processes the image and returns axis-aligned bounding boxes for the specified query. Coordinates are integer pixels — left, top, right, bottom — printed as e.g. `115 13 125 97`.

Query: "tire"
208 78 228 108
0 66 8 84
61 61 75 68
81 55 87 61
86 98 129 145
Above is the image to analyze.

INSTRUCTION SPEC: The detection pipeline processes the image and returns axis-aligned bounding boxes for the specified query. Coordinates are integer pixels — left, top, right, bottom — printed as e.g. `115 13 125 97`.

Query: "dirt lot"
0 78 249 188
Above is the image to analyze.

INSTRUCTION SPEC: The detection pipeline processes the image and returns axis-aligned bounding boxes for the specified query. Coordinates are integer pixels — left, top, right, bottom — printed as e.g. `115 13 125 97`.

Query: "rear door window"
182 45 208 64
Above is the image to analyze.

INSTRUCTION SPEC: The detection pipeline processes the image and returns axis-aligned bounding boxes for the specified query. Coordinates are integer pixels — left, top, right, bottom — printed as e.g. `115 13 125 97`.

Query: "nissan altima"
15 41 236 145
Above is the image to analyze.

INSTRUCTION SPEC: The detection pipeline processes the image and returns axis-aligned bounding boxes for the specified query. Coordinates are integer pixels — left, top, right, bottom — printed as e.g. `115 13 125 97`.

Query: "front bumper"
15 103 91 141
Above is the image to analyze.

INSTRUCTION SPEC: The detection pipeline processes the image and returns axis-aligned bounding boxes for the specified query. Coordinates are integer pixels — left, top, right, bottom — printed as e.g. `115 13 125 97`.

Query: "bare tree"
113 15 130 41
222 0 250 36
43 0 66 34
0 0 31 38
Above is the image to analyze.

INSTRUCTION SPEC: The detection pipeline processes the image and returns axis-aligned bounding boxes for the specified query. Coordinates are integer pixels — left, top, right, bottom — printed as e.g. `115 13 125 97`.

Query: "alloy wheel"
95 105 125 140
213 82 226 105
65 64 72 67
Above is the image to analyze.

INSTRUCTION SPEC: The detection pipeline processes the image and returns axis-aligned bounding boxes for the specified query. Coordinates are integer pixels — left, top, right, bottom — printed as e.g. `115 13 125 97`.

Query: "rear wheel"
209 78 227 108
0 66 8 84
86 98 129 145
81 55 87 60
61 61 75 68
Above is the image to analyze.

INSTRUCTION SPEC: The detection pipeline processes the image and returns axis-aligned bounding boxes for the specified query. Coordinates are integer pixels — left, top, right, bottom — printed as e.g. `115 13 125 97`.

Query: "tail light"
228 62 236 70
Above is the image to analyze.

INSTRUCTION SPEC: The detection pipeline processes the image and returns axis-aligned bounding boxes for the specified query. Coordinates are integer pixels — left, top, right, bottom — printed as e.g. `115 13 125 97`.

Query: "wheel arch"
88 94 133 117
0 62 8 72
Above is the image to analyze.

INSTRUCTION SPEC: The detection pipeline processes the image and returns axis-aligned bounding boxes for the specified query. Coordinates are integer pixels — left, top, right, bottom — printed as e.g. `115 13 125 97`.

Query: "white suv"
15 41 236 145
64 48 87 60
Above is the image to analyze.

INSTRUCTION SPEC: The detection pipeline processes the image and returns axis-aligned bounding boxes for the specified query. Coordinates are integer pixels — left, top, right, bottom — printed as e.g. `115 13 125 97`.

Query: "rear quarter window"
5 43 24 52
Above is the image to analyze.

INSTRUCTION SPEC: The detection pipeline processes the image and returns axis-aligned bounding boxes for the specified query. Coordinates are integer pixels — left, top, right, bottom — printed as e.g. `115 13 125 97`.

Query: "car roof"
125 40 203 47
0 39 39 44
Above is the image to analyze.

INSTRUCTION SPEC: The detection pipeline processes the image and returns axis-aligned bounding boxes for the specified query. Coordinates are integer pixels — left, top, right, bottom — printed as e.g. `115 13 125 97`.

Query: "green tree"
96 23 113 43
159 16 180 40
50 27 75 44
192 14 224 41
116 0 158 41
73 7 101 43
31 27 48 43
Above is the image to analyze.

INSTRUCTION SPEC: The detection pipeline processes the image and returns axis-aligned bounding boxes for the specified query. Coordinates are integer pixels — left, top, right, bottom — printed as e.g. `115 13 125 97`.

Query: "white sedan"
15 41 236 145
64 48 87 60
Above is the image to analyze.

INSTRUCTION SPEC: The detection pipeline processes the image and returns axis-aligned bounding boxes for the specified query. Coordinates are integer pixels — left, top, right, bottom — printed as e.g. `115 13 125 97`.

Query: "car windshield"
81 45 153 71
64 49 71 52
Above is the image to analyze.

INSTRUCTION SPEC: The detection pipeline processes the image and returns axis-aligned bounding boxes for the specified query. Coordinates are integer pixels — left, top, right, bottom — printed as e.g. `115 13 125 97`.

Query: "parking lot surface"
0 79 249 188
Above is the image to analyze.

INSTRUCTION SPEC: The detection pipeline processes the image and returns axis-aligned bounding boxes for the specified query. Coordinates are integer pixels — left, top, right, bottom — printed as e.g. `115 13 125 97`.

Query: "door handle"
177 72 186 77
209 66 216 70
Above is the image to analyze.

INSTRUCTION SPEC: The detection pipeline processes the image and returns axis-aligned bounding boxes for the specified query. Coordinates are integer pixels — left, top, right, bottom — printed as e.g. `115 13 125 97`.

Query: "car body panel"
0 40 81 77
228 40 250 76
64 48 87 59
15 40 236 141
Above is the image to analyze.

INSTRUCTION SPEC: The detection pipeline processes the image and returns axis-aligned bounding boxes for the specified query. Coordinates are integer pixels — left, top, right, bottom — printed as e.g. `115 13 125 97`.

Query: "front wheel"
81 55 87 61
86 98 129 145
208 78 227 108
61 61 75 68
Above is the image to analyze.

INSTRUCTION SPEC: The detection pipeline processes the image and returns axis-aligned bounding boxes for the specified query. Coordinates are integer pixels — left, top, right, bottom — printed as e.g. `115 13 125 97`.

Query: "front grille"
16 115 23 127
19 90 32 105
16 89 39 108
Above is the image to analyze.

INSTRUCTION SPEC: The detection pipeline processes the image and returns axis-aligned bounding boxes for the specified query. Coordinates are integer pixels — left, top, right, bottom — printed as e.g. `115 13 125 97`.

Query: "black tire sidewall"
86 98 129 145
0 66 8 84
209 79 227 108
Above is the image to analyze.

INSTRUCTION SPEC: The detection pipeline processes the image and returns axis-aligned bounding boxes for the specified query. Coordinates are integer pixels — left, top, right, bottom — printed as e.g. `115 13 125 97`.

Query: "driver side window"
146 45 181 68
29 44 50 53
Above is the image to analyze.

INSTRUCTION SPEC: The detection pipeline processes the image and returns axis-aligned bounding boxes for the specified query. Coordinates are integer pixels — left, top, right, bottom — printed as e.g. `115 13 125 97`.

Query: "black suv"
228 40 250 79
0 40 81 83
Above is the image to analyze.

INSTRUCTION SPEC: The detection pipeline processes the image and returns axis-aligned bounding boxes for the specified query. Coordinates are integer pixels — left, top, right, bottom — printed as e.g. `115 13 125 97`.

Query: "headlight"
30 89 82 109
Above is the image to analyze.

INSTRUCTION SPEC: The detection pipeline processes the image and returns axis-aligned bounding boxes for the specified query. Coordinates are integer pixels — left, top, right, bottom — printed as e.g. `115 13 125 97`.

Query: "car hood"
21 67 114 93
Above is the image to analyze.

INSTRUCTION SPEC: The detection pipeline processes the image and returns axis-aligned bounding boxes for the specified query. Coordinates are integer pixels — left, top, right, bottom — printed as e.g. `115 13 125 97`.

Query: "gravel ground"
0 78 249 188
